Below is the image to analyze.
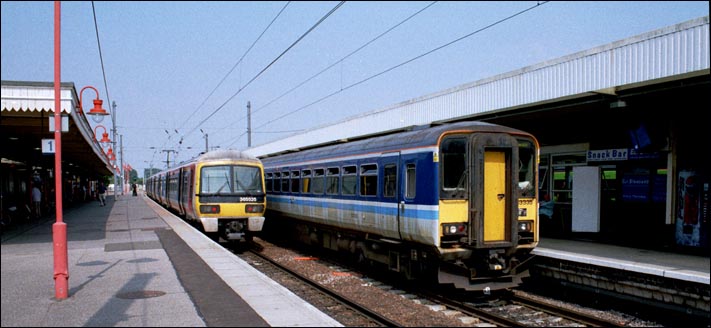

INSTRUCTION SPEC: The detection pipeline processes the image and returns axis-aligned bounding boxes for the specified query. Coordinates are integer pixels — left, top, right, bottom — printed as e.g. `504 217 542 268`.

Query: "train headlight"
200 205 220 214
245 204 264 213
518 220 532 232
442 223 467 235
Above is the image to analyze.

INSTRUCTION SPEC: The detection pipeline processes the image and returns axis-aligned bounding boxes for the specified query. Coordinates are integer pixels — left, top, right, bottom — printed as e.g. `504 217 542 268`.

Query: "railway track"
237 248 400 327
418 288 629 327
232 238 654 327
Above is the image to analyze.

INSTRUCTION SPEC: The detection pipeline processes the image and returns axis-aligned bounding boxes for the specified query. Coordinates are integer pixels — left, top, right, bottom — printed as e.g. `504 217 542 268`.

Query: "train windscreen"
517 139 536 198
200 165 263 195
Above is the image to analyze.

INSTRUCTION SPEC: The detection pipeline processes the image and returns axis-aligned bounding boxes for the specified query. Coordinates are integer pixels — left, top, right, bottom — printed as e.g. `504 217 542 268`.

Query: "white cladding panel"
246 17 709 158
1 84 75 113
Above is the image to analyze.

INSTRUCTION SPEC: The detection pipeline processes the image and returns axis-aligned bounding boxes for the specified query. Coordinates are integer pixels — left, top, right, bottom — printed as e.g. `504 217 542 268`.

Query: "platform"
534 238 709 285
1 194 341 327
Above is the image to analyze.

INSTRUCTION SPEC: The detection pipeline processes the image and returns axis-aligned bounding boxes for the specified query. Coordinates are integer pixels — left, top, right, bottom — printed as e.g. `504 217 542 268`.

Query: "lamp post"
52 1 66 300
53 1 110 300
111 101 118 200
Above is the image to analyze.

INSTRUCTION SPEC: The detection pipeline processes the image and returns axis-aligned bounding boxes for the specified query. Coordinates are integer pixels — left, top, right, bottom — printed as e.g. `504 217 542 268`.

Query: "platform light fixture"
77 86 109 123
94 125 111 144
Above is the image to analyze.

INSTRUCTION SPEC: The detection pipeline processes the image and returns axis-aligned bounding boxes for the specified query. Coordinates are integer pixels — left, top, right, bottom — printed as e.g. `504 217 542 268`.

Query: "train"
259 121 539 291
145 149 266 242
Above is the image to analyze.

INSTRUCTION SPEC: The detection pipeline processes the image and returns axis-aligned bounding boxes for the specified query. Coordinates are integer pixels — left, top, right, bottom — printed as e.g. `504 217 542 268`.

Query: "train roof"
149 150 261 178
260 121 535 166
195 149 260 163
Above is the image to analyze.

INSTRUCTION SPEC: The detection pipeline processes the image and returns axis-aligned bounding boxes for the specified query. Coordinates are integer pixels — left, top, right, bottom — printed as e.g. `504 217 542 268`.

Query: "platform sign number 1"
42 139 56 154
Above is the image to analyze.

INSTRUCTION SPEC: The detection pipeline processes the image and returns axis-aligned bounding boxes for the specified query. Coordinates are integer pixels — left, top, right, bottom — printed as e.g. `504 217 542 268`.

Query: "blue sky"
2 1 708 175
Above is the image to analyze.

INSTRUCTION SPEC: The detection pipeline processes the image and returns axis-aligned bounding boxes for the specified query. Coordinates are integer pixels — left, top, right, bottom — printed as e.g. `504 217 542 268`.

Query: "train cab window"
326 167 340 195
273 172 282 192
405 164 416 199
441 136 467 199
200 166 230 194
383 164 397 198
517 139 536 198
200 165 263 195
301 169 312 193
265 173 273 192
342 166 357 195
234 166 263 194
281 171 290 193
360 164 378 197
290 170 300 193
312 169 325 194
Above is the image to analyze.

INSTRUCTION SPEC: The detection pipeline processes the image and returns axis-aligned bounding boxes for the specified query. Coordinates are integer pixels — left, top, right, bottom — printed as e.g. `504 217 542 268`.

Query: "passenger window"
326 167 340 195
281 171 290 193
265 173 273 192
360 164 378 197
406 164 416 199
312 169 325 194
273 172 281 192
342 166 357 195
383 164 397 198
301 169 312 193
291 170 300 193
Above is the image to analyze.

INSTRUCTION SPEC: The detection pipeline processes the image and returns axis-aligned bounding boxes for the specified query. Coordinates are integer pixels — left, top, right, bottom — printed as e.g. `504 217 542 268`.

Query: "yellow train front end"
194 156 266 242
436 131 539 291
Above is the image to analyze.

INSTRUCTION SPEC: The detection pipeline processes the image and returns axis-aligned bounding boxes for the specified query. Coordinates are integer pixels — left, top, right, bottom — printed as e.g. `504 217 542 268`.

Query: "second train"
145 149 266 242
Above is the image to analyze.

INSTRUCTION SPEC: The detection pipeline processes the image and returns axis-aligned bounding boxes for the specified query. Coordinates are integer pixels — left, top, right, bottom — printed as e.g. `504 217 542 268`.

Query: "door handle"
400 201 405 213
497 194 505 201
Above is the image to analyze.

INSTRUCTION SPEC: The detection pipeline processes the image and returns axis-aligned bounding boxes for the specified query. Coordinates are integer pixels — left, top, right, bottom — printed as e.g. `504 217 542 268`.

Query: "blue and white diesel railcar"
261 121 539 291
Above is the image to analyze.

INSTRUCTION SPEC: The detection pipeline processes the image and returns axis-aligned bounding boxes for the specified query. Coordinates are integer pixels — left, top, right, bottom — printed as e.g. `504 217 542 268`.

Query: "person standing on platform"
31 183 42 219
539 192 556 236
132 183 138 196
98 182 107 206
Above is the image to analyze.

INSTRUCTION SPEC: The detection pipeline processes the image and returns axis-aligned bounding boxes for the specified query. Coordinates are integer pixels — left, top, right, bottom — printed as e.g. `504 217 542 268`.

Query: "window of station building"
405 163 416 199
290 170 300 193
265 173 273 192
301 169 312 193
312 169 325 194
326 167 340 195
273 172 282 192
360 164 378 196
441 136 467 199
383 164 397 198
342 166 357 195
281 171 290 193
551 153 587 204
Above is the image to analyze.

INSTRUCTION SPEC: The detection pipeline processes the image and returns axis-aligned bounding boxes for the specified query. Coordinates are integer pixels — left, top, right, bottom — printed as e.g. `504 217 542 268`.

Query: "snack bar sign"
587 149 628 162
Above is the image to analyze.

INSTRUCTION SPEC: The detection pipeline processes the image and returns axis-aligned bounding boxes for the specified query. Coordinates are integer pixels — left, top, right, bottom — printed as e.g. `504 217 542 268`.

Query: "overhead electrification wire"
251 1 437 118
156 2 293 164
179 1 346 147
175 1 291 135
218 1 438 147
251 1 549 136
91 2 112 121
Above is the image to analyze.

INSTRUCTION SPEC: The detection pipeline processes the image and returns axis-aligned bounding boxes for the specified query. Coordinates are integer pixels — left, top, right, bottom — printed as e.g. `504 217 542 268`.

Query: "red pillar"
53 0 69 300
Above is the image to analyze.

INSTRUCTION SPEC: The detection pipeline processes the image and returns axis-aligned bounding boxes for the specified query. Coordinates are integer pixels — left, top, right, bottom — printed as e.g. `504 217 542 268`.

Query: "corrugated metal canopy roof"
246 16 709 158
1 81 115 177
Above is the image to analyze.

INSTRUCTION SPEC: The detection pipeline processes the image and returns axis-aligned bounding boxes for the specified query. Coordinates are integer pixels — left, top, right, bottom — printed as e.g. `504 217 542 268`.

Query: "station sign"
42 139 56 154
587 148 628 162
